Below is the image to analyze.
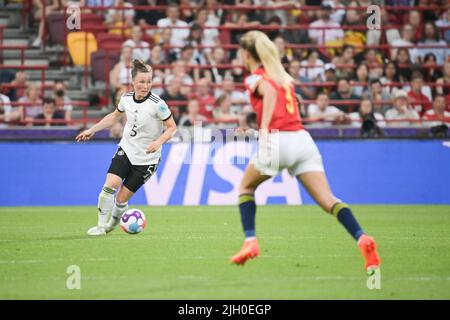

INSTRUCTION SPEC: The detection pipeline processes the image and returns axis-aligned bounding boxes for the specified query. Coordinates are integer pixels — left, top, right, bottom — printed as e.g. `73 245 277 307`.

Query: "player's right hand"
76 129 95 142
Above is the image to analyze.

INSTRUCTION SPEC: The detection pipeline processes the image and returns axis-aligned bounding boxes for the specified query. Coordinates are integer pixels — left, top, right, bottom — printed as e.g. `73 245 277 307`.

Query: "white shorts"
250 130 324 176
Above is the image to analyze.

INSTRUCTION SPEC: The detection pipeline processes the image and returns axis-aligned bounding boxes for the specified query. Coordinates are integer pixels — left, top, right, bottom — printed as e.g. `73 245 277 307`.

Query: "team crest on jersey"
159 104 168 112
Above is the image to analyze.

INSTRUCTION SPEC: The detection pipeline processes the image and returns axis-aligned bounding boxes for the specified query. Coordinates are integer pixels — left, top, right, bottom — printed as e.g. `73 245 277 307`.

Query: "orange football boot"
230 238 260 265
358 234 381 275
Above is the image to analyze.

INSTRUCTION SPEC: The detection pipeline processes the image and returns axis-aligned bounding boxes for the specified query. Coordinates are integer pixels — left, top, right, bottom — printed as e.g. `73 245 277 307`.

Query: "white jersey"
117 91 172 165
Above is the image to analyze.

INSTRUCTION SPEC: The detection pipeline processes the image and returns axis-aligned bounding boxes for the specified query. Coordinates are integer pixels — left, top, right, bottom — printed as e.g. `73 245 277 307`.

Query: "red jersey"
408 91 432 117
244 67 304 132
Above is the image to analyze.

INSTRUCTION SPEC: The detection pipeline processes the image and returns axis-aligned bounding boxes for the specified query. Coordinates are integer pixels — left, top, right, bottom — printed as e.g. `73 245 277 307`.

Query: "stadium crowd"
0 0 450 137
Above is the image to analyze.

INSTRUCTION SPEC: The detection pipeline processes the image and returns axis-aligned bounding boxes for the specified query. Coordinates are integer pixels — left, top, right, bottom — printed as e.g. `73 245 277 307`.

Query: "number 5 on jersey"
130 125 137 137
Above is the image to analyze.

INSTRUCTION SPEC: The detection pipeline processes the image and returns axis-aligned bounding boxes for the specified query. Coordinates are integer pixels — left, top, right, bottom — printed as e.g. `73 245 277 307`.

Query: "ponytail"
240 31 294 89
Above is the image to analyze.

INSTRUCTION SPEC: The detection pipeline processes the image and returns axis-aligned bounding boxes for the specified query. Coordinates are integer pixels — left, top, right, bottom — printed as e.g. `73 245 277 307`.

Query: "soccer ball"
120 209 147 234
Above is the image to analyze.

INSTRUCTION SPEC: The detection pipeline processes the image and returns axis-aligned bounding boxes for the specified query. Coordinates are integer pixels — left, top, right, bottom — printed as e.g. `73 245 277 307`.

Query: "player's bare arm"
146 115 177 153
75 109 124 142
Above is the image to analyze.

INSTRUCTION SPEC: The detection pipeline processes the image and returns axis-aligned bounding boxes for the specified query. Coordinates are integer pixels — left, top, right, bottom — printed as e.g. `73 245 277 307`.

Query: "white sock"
109 201 128 228
97 185 116 227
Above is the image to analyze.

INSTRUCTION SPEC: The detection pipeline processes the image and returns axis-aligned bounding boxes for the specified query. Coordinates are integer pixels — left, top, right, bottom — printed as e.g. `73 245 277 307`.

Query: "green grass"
0 205 449 299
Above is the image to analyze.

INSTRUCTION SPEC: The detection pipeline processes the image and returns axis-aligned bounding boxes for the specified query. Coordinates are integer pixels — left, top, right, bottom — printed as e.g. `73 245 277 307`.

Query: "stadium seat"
47 13 68 46
67 32 98 66
96 33 124 53
91 50 120 83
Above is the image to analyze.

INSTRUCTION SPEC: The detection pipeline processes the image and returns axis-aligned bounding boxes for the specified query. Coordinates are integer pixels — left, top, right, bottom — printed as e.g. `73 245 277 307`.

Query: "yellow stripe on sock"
331 202 350 217
239 194 255 205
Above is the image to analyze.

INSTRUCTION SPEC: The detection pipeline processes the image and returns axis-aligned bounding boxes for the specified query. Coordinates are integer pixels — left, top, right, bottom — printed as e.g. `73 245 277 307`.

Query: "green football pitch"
0 205 449 299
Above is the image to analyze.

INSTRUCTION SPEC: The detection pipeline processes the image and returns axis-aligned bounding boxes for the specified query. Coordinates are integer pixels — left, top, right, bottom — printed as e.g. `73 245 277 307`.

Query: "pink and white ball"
120 209 147 234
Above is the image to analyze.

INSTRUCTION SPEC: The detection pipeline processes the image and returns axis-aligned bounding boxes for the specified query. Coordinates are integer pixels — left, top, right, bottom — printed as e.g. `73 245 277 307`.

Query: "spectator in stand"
422 94 450 126
266 13 310 46
418 22 449 65
148 45 166 95
3 71 29 102
380 61 401 98
406 72 433 117
395 47 414 82
160 77 188 124
205 0 224 26
273 35 293 66
307 91 346 126
351 63 369 97
349 98 386 128
330 77 361 113
185 22 209 66
179 0 197 23
228 57 245 83
18 84 43 125
110 45 133 95
422 53 443 83
384 0 412 23
385 90 420 126
157 3 190 57
192 77 216 120
288 59 317 100
215 78 248 113
364 79 392 115
213 93 240 127
327 0 346 25
34 97 65 127
179 45 201 83
357 48 384 80
436 60 450 98
104 0 135 37
391 24 420 64
435 6 450 43
149 45 166 65
134 0 165 32
322 63 337 94
52 81 73 123
194 6 220 60
403 10 423 43
416 0 439 23
308 2 344 46
332 44 356 79
206 47 228 85
157 27 178 63
123 26 151 63
178 99 208 127
0 92 20 127
299 49 325 82
165 60 194 97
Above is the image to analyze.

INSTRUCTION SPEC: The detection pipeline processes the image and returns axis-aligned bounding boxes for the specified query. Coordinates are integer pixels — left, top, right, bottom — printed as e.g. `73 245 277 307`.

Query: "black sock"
331 203 365 241
239 194 256 238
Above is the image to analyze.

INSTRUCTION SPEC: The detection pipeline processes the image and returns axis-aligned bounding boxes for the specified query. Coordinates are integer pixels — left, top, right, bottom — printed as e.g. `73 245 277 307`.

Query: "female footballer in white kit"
76 60 177 236
230 31 381 274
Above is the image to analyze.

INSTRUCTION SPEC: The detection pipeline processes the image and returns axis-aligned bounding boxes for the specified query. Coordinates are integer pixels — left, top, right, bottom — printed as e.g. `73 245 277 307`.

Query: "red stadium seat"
80 14 105 37
47 13 68 46
96 33 125 53
91 50 120 83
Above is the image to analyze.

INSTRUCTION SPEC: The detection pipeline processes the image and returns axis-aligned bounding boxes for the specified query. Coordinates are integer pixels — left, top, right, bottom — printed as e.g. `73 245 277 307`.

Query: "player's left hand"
146 141 161 153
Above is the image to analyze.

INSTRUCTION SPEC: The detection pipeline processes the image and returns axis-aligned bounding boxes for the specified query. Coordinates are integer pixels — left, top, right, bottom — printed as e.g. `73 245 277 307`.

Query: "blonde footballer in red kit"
230 31 380 275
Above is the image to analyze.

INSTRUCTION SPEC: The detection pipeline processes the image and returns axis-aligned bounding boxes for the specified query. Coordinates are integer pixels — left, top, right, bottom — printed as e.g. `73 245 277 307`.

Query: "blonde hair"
240 30 294 89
